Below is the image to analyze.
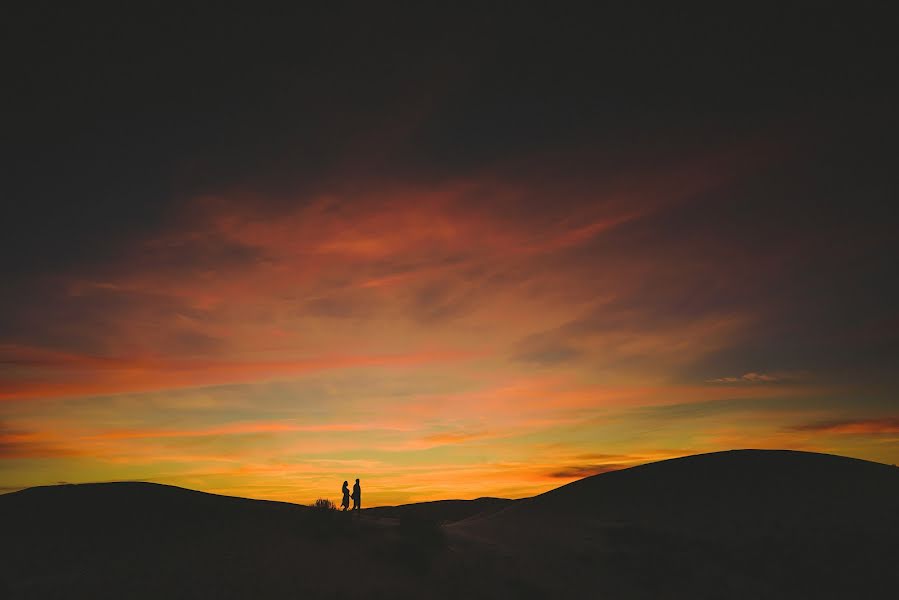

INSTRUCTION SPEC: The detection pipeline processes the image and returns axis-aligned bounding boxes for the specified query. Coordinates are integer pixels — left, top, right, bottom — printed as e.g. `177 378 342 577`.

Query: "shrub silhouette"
305 498 340 540
312 498 336 511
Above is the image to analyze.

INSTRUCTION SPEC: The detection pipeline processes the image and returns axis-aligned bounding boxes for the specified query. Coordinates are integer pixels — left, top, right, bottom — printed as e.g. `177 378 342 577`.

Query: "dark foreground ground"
2 449 897 599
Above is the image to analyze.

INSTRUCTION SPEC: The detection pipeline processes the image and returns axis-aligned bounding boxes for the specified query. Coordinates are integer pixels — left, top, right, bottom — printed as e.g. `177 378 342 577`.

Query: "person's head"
355 478 359 484
343 480 347 486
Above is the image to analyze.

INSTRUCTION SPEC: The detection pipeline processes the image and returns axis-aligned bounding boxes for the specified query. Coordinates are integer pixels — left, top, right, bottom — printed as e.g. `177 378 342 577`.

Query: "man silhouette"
351 478 361 511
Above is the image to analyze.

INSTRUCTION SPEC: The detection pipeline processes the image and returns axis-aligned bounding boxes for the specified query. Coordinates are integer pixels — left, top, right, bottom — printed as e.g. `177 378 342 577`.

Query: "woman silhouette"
341 480 350 511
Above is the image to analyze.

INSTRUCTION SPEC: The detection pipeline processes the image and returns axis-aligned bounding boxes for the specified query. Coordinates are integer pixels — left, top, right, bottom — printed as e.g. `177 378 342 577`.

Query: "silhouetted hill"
365 497 514 524
469 449 898 534
1 480 303 520
0 481 422 599
2 450 897 599
451 450 899 598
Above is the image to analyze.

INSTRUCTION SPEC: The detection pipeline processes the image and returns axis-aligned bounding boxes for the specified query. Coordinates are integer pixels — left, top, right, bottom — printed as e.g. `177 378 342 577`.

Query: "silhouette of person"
341 480 350 511
351 478 361 511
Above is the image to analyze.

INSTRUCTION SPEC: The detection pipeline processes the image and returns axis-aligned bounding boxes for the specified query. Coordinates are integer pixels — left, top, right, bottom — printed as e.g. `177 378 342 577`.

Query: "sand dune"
2 450 896 598
449 449 899 598
365 496 514 524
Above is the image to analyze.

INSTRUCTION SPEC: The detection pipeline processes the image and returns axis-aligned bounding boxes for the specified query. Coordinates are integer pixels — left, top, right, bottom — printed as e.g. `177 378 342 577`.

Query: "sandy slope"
2 450 896 599
448 450 899 598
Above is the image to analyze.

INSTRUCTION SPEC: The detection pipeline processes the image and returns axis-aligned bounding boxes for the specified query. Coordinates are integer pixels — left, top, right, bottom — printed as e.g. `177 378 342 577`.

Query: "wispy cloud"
0 346 476 401
788 418 899 435
419 430 490 445
706 371 802 384
85 421 401 441
547 463 625 479
0 422 82 459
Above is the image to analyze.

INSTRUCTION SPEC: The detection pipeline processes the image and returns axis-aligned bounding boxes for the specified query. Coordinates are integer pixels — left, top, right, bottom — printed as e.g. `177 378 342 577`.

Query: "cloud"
513 332 584 366
573 453 633 461
706 372 796 384
788 418 899 435
0 346 476 401
418 430 490 446
547 463 625 479
0 422 80 459
420 431 485 444
84 421 393 441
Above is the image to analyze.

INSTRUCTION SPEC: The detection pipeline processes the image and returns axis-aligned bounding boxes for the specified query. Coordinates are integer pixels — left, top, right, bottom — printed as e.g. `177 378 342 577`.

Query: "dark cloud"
548 464 624 479
574 453 632 461
5 5 896 277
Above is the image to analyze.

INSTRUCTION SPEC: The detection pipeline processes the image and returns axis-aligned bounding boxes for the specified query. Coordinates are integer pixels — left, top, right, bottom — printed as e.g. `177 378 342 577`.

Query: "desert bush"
312 498 336 511
304 498 345 540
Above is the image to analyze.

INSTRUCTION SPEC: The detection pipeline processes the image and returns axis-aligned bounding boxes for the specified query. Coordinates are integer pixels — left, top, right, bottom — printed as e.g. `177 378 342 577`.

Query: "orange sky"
2 145 898 505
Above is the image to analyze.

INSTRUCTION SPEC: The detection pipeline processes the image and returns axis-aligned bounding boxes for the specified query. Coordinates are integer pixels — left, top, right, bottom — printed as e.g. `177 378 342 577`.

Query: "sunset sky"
3 6 897 505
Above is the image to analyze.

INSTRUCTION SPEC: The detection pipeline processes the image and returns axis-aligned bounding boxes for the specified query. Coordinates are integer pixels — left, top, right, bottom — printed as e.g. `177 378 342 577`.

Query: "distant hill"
1 480 304 517
2 450 897 599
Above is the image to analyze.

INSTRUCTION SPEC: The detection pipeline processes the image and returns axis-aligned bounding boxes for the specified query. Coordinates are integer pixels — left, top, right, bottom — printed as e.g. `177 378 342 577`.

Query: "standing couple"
341 478 361 511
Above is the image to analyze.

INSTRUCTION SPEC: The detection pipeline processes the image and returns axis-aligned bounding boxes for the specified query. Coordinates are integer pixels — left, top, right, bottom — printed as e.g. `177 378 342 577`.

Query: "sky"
2 6 898 505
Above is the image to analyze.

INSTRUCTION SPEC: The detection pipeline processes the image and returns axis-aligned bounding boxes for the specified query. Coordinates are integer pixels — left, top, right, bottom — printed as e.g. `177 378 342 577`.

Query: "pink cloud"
0 346 477 401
